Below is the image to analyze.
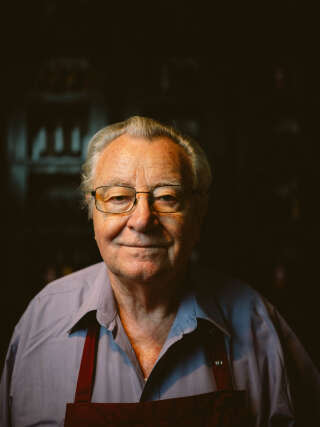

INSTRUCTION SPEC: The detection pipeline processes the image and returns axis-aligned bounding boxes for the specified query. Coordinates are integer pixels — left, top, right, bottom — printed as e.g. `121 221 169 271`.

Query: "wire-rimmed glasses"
91 185 190 214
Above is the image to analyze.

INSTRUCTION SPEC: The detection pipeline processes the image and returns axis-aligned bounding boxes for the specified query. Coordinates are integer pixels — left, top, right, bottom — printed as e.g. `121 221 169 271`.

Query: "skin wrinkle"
92 134 204 378
93 135 201 288
82 116 213 219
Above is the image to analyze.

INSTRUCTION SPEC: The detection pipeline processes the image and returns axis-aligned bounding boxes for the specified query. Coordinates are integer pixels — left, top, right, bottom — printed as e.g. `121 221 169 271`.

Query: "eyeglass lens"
94 186 184 213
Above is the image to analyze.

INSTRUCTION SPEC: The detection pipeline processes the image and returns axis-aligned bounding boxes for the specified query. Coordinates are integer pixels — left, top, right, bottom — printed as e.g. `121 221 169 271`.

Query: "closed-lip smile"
119 244 169 248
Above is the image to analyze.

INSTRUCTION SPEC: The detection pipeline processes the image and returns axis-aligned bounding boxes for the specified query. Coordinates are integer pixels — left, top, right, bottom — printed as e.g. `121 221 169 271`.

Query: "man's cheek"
160 213 185 229
95 217 126 240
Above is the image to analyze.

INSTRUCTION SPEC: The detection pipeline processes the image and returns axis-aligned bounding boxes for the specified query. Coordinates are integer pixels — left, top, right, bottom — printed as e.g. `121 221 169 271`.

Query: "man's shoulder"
36 262 105 300
16 262 106 334
194 264 262 304
193 265 273 330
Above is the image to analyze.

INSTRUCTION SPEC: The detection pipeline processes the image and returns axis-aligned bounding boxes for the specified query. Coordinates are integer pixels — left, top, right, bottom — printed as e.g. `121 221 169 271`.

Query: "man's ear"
198 193 209 222
85 192 94 219
192 194 209 244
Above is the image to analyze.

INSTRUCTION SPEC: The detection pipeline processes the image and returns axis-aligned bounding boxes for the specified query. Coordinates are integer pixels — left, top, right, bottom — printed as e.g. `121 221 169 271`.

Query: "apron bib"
65 320 250 426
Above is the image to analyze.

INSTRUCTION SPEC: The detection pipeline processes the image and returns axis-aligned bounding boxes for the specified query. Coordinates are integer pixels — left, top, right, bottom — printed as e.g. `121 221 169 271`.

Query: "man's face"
92 134 201 285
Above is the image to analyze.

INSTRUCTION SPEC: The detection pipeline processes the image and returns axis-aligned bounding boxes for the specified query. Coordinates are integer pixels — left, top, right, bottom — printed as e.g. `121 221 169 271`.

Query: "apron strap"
74 319 233 403
74 320 100 403
210 330 234 390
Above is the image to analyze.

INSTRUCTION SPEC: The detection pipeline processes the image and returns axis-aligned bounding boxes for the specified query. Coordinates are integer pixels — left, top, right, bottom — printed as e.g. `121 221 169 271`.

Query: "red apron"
65 320 250 426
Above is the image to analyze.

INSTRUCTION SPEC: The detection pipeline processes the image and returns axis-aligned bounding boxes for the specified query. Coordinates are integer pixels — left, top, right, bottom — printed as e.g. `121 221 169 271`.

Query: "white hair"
81 116 212 218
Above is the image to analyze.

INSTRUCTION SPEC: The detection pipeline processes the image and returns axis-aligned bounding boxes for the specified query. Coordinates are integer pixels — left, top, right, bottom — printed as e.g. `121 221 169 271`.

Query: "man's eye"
155 194 180 205
157 195 177 202
103 195 132 206
107 196 131 203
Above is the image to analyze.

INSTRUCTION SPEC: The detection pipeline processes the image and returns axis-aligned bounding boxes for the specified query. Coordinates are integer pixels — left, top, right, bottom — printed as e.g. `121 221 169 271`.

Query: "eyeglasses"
91 185 191 214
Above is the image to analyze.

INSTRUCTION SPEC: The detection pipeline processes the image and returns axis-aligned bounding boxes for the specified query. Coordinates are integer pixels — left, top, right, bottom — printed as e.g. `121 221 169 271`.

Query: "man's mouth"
119 243 169 248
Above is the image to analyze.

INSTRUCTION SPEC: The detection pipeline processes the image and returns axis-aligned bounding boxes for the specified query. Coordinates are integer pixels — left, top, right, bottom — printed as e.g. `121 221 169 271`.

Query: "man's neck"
107 270 185 378
107 267 185 317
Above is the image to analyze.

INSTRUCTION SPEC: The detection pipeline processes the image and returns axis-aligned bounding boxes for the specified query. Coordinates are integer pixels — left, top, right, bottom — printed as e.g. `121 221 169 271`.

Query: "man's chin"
110 262 170 285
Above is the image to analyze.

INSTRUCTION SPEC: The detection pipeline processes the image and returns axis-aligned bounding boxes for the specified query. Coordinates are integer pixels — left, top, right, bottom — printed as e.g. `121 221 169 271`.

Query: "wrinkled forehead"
94 135 194 187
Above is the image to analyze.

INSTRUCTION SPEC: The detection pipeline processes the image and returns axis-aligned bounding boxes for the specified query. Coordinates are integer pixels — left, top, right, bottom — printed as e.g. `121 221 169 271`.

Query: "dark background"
1 1 320 369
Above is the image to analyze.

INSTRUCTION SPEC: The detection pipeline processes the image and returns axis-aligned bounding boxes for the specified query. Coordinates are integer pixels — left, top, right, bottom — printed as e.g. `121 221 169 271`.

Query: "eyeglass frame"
90 184 199 214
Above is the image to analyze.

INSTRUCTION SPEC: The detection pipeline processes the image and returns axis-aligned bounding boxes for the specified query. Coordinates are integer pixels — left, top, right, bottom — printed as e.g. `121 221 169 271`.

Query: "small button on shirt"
1 262 320 426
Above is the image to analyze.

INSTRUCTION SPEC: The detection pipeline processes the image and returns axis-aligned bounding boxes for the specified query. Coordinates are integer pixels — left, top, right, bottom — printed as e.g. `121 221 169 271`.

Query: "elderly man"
1 116 319 426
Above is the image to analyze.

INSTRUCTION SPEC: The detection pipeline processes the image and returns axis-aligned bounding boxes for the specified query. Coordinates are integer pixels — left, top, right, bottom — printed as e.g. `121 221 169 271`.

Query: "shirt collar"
168 288 231 339
190 265 231 337
193 294 231 337
67 262 231 337
171 265 231 337
67 263 117 333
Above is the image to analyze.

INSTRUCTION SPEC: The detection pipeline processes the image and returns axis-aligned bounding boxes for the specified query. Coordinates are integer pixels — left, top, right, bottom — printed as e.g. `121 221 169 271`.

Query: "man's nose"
126 193 158 232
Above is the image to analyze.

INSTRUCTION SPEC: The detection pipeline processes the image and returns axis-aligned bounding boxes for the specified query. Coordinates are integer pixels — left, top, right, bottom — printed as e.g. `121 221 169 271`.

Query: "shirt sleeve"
0 327 19 427
265 299 320 425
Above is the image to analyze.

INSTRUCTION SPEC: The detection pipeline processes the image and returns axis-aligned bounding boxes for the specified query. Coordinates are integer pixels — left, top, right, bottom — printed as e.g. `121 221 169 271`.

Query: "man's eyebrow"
100 180 133 187
153 181 183 187
99 180 183 188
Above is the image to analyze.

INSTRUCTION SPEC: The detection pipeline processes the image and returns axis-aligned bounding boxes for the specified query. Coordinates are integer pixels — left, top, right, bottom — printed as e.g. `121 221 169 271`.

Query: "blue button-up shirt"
1 262 320 426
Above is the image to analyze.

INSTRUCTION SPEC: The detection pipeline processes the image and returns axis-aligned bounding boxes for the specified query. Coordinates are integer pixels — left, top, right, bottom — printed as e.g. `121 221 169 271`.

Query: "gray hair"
81 116 212 218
